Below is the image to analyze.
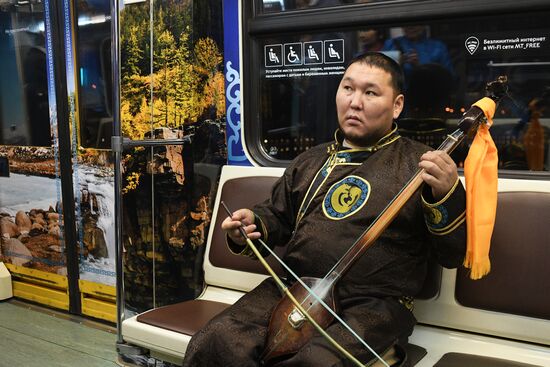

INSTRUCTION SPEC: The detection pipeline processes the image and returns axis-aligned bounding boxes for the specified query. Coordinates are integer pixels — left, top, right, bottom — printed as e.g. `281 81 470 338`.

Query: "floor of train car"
0 299 118 367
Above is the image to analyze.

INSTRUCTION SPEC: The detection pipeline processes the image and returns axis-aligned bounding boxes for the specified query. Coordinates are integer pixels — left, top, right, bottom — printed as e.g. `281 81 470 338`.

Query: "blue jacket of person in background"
383 25 453 77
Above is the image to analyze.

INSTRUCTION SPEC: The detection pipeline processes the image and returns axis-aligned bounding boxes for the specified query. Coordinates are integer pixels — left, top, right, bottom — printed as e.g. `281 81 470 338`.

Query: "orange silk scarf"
463 97 498 280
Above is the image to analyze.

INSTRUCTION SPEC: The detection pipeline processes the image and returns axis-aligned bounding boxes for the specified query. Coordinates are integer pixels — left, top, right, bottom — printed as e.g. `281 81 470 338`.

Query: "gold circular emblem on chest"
323 176 370 220
331 184 363 212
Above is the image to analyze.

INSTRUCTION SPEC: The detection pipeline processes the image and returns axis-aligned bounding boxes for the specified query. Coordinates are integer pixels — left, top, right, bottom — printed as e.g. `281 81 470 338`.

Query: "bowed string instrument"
222 76 508 367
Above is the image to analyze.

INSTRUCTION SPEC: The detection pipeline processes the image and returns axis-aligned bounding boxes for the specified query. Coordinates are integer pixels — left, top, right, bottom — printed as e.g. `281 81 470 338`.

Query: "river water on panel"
77 165 116 286
0 173 58 215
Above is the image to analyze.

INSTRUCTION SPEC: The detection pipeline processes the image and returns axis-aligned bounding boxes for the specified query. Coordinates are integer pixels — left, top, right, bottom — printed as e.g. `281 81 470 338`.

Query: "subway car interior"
1 0 549 366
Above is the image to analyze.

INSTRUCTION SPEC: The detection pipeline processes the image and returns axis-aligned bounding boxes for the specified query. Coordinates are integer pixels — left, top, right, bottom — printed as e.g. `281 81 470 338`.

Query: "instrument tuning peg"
485 75 509 101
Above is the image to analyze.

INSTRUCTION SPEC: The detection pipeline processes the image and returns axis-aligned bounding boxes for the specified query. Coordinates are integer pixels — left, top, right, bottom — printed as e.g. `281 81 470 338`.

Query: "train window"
75 0 112 149
0 2 51 147
261 0 404 14
246 6 550 173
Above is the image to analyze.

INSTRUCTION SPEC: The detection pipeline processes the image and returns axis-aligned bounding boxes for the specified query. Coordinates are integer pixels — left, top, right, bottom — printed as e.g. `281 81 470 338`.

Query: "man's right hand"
403 49 419 66
220 208 261 246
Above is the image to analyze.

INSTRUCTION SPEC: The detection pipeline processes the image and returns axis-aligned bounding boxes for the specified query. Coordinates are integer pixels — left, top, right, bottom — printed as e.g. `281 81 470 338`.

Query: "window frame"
242 0 550 179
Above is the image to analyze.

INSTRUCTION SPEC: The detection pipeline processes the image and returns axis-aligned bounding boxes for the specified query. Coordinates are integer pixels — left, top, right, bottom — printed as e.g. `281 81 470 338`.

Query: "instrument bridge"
288 308 306 329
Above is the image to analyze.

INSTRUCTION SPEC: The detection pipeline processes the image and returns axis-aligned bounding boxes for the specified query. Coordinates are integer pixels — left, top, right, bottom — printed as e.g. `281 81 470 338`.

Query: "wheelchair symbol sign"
284 43 303 66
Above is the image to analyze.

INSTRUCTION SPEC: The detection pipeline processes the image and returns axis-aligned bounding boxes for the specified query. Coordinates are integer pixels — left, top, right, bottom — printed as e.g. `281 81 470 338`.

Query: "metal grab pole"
111 0 124 345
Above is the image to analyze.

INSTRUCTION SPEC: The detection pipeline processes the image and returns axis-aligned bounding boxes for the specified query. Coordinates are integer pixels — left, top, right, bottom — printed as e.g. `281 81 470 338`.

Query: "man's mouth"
345 115 362 124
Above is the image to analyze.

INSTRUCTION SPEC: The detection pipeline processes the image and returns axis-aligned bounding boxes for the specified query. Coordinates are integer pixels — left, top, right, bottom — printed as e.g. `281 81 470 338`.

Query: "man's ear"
393 94 404 119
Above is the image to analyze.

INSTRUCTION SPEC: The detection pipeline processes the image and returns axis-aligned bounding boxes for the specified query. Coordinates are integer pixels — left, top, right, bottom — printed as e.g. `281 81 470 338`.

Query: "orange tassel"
463 97 498 280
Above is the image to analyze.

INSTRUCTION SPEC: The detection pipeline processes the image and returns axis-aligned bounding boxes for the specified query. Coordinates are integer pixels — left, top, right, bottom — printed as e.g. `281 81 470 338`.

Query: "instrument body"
264 277 337 361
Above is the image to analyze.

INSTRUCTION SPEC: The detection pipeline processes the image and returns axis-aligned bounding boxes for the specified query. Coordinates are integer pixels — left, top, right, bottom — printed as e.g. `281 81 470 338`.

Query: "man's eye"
343 85 352 91
365 90 377 96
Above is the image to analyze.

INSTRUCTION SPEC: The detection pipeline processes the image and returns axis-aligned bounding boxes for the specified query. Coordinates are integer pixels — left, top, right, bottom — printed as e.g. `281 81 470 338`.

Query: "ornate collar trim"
326 124 401 155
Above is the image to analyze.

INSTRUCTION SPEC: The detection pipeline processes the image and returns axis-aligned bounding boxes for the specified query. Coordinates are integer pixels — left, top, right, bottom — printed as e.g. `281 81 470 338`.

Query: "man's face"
403 26 425 41
358 30 378 46
336 62 404 146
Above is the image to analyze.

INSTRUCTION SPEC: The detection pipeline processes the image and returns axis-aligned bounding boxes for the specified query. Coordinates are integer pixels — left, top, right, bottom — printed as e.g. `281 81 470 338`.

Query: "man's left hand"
418 151 458 201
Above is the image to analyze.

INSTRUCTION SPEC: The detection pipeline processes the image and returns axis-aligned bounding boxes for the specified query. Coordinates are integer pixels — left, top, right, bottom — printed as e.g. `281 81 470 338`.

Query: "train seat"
121 167 550 367
410 179 550 366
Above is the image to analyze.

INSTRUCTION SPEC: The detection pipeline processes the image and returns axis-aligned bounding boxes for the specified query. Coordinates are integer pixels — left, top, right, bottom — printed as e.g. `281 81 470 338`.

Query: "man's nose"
350 92 362 109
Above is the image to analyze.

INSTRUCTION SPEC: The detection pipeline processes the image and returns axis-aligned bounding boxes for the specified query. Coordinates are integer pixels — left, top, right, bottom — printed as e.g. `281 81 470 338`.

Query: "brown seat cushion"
405 343 427 366
137 299 230 335
209 175 286 275
434 352 542 367
455 192 550 320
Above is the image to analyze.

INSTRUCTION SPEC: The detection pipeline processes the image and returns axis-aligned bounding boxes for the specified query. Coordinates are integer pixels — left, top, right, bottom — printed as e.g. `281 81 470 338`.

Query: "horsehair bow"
220 201 388 367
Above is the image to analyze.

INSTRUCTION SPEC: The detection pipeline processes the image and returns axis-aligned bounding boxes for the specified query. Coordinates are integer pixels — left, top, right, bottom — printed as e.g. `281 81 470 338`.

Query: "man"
383 25 453 79
182 52 466 367
358 29 385 53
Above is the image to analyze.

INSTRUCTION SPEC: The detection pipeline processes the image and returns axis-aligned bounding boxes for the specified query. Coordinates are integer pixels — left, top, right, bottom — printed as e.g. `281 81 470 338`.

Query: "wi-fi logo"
465 36 480 55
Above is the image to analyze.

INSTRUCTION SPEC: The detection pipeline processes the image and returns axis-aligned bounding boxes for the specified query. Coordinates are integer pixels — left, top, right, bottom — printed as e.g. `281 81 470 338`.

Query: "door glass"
0 2 51 146
75 0 113 149
0 1 67 303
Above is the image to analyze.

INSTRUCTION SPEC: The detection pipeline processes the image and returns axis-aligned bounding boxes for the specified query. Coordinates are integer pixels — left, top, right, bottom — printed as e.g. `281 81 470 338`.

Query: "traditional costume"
183 126 466 367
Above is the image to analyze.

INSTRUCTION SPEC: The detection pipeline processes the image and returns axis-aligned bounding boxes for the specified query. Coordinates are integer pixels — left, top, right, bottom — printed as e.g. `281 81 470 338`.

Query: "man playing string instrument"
182 52 466 367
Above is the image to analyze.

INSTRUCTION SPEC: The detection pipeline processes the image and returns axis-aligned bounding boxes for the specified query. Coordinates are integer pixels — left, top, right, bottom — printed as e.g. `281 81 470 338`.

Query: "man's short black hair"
346 52 404 95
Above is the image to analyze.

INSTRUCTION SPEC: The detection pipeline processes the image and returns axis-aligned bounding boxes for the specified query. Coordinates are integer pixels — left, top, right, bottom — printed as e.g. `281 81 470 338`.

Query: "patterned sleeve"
421 178 467 268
